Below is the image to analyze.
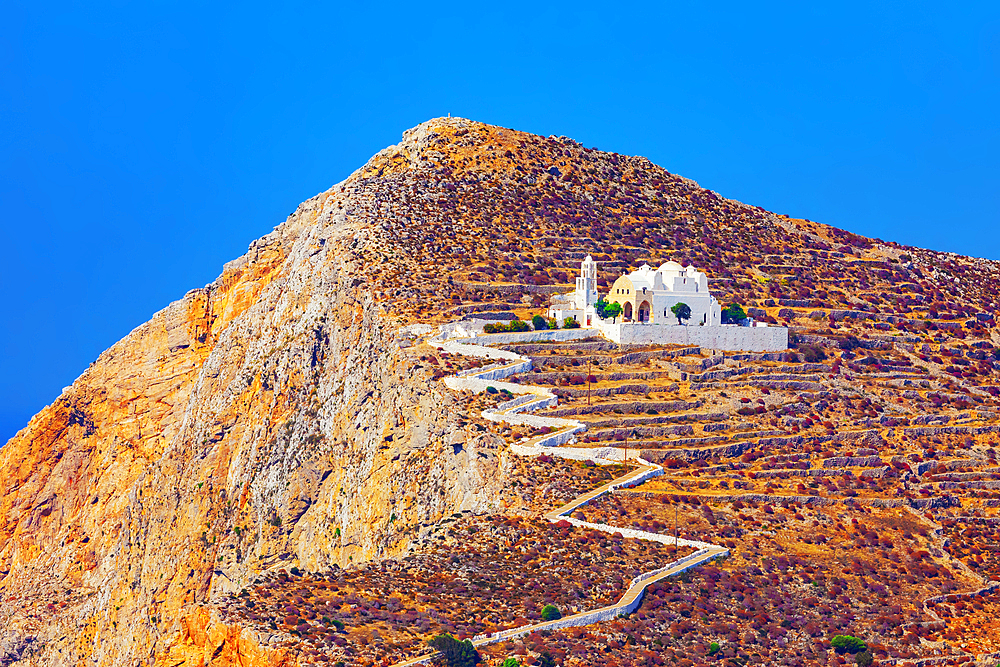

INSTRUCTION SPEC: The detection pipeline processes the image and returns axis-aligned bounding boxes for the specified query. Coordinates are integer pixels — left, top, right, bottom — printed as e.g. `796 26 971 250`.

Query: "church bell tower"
574 255 598 310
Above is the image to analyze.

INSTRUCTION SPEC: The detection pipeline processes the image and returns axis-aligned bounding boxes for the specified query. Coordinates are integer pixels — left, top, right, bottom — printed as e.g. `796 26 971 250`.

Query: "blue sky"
2 1 998 443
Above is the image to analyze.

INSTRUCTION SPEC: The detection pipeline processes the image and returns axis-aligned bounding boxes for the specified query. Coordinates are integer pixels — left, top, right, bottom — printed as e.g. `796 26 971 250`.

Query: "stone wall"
596 320 788 351
468 328 598 345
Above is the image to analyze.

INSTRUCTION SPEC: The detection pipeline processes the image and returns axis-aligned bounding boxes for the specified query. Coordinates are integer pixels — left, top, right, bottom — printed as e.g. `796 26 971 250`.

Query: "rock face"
0 124 511 665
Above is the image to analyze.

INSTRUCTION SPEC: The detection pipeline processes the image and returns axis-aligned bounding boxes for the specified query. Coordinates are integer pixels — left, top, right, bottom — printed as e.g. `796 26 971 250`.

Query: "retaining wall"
597 321 788 351
433 340 523 361
510 443 624 463
444 377 545 396
465 328 598 345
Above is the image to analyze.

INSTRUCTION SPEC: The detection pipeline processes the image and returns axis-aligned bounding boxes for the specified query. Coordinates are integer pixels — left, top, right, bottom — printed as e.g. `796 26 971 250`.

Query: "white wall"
596 321 787 352
469 328 597 345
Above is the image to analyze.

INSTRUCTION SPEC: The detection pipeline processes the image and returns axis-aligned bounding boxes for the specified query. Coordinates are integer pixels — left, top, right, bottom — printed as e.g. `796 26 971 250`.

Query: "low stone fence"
456 359 532 379
822 455 887 468
630 548 720 585
445 376 546 397
905 425 1000 437
463 328 597 345
483 408 565 429
496 394 537 412
544 399 701 418
434 340 523 361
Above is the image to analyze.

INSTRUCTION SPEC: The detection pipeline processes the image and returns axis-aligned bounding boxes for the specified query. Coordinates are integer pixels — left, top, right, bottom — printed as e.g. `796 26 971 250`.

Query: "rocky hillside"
2 117 999 667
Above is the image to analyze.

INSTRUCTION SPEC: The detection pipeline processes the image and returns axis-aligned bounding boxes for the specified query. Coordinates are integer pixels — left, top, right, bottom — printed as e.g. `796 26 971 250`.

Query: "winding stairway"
387 331 729 666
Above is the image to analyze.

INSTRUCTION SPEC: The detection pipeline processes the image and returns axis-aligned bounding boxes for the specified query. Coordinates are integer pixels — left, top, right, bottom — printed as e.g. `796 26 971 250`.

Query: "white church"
548 256 788 352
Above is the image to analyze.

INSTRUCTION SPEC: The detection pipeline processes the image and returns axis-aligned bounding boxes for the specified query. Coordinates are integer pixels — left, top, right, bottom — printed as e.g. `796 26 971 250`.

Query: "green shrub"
502 659 521 667
721 303 747 323
427 634 480 667
537 651 556 667
708 641 720 655
508 319 530 332
855 649 873 667
541 604 562 621
486 386 498 394
563 317 581 329
532 314 549 330
603 302 623 321
671 302 692 324
831 635 867 654
331 618 345 631
547 318 559 329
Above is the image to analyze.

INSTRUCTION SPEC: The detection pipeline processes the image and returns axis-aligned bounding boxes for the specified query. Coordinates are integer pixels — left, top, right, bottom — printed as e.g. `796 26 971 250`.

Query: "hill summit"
3 117 1000 666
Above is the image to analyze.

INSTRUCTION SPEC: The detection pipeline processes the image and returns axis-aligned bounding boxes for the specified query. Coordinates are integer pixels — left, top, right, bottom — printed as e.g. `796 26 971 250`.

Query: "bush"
563 317 580 329
671 302 692 324
427 633 481 667
541 604 562 621
721 303 747 324
537 651 556 667
484 319 531 334
532 314 549 330
502 660 521 667
708 641 720 655
855 649 874 666
831 635 867 654
800 344 827 363
839 335 862 351
603 301 623 321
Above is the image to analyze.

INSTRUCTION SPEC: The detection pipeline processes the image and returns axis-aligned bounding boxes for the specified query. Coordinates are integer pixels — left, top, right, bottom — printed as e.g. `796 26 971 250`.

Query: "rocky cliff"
0 121 513 665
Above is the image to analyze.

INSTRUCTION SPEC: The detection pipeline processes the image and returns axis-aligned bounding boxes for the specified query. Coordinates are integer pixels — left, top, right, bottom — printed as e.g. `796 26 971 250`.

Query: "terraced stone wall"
597 320 788 351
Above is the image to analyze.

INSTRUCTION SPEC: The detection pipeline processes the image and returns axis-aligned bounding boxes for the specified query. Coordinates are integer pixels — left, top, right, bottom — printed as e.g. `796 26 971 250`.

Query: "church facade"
548 256 787 352
606 261 721 326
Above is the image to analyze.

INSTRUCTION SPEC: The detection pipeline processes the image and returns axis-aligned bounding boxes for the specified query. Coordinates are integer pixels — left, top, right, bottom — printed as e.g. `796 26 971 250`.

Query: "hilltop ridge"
2 118 1000 666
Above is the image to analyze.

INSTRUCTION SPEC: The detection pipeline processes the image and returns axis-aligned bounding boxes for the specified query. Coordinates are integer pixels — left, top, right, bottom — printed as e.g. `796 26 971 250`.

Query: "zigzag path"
387 331 728 667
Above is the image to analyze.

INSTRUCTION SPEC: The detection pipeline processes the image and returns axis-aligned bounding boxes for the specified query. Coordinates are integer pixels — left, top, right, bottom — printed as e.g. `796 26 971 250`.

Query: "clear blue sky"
2 1 998 443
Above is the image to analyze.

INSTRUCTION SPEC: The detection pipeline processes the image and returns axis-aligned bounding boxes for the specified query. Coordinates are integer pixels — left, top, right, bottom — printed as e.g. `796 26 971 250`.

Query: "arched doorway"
623 302 633 321
638 300 651 323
